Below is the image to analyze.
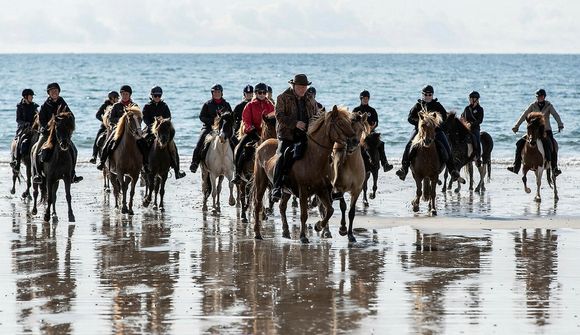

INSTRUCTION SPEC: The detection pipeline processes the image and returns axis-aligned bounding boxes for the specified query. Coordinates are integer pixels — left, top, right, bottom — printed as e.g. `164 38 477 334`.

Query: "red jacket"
242 98 275 135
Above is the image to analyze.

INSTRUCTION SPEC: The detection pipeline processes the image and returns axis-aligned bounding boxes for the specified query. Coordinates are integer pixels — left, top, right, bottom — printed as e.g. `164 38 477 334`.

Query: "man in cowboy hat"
271 74 319 202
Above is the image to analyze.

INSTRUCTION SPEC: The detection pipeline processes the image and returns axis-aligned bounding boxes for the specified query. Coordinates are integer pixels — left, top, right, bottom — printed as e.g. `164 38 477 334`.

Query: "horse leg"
370 170 378 200
143 173 153 208
121 175 129 214
316 191 334 239
298 193 310 243
534 168 543 203
442 169 448 192
11 169 17 195
24 163 32 199
32 182 39 215
153 176 160 210
127 177 137 215
338 197 348 236
44 180 54 222
279 193 292 239
65 179 75 222
412 178 422 212
214 175 223 213
467 162 474 191
522 169 531 194
253 167 269 240
362 172 369 207
430 179 438 216
159 177 167 212
347 190 362 242
228 178 236 207
553 172 559 202
475 164 484 193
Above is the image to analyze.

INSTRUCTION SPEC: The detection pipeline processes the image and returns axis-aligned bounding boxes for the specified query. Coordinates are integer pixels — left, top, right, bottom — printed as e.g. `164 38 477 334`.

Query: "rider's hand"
296 121 306 131
512 126 518 134
559 125 564 132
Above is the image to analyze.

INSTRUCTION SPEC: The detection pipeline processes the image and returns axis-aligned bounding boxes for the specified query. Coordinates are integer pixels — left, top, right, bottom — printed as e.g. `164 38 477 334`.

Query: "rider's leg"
90 125 106 164
169 141 186 179
33 134 48 184
189 128 211 173
96 132 116 171
378 140 393 172
507 136 526 174
395 129 418 181
271 140 293 202
232 134 250 184
546 130 560 175
473 128 482 166
70 143 83 183
435 129 461 181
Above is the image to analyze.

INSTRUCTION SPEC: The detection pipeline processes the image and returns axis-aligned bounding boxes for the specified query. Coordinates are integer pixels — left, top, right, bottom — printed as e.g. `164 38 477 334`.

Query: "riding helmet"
360 90 370 99
307 87 317 95
243 84 254 94
267 85 273 93
108 91 120 100
211 84 223 92
46 82 61 93
255 82 268 92
120 85 133 95
422 85 434 94
535 88 547 97
150 86 163 96
469 91 480 99
22 88 35 97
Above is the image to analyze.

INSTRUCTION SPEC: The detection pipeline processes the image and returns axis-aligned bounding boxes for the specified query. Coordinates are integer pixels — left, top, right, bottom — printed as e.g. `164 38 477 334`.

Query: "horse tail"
486 161 492 182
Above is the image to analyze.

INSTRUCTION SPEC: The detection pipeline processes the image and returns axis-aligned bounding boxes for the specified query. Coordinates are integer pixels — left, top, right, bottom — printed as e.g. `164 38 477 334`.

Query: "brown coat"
275 87 318 141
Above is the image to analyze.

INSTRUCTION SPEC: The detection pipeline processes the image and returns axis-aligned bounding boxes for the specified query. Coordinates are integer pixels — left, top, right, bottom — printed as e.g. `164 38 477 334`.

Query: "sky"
2 0 579 53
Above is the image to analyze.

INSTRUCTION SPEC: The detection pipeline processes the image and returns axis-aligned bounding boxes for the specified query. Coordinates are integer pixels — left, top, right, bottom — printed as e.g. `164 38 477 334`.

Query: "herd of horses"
9 104 559 243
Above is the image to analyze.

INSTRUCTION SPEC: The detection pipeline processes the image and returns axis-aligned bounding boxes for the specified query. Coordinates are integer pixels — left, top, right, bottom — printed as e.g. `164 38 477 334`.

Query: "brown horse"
10 114 40 199
30 109 76 222
327 111 370 242
410 111 444 215
143 117 174 211
252 105 357 243
107 106 144 215
520 112 558 202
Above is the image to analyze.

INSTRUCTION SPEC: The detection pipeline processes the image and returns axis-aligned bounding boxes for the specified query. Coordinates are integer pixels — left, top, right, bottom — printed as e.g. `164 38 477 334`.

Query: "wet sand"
1 162 580 334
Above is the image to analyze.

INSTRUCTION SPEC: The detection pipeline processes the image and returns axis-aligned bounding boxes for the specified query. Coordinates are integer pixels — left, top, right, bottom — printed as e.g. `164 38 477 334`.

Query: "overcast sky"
2 0 579 53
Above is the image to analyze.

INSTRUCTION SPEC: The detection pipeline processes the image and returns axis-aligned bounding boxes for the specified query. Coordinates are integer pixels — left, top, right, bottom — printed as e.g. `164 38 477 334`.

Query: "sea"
0 53 579 163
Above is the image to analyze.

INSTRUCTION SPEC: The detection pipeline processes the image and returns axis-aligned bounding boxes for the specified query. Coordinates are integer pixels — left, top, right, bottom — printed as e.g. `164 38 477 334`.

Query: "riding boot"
189 129 210 173
231 149 245 185
396 140 412 181
551 138 561 176
33 158 44 184
97 138 115 171
507 138 525 174
169 144 186 179
90 135 100 164
378 141 393 172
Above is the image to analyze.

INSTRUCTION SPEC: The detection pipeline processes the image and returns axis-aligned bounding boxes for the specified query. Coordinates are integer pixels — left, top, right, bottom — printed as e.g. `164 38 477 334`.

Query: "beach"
1 161 580 334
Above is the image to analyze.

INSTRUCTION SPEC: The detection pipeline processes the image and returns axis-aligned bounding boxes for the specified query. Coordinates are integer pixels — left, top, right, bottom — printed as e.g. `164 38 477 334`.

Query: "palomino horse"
31 109 76 222
410 111 445 215
201 111 236 213
10 114 40 199
107 106 144 215
443 113 494 193
253 105 357 243
328 111 370 242
143 117 174 211
519 112 558 202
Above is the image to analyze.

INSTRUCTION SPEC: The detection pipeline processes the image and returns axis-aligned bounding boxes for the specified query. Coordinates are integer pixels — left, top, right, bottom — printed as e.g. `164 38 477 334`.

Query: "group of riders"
11 75 564 201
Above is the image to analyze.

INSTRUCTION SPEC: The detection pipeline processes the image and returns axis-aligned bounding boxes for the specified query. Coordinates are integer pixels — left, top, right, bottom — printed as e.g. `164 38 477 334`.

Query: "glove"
558 125 564 132
512 126 518 134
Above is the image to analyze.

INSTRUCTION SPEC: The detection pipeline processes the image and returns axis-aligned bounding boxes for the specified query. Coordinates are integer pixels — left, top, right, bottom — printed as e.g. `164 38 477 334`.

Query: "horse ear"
431 112 437 119
360 112 367 122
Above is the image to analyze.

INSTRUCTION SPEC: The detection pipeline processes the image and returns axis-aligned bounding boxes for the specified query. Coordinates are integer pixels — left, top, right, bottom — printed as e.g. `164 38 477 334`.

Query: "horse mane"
447 112 471 136
152 117 174 140
308 105 350 135
114 106 142 141
212 111 233 131
102 105 114 129
42 108 75 150
526 111 545 137
412 111 442 147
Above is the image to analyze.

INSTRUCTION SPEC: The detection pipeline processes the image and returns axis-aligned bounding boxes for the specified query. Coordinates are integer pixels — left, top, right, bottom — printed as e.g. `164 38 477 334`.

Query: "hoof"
153 205 158 211
241 217 248 223
412 205 420 213
363 201 369 207
128 209 134 215
202 205 208 212
10 188 15 195
534 197 541 203
32 208 37 215
348 235 357 243
53 216 59 224
22 191 30 199
300 236 310 244
369 193 375 200
160 206 165 212
44 214 50 222
229 198 236 206
525 188 531 194
454 188 460 193
69 214 76 222
282 231 291 239
431 210 438 216
339 226 347 236
255 234 263 240
314 221 322 232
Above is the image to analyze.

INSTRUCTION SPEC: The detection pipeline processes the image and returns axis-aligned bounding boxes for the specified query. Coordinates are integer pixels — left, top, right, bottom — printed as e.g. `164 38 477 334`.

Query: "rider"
507 88 564 176
89 90 119 164
96 85 148 172
233 84 254 134
141 86 186 179
33 82 83 184
395 85 461 182
11 88 39 171
189 84 234 173
460 91 484 167
271 74 319 202
307 86 325 112
266 85 275 105
231 83 275 184
352 90 393 172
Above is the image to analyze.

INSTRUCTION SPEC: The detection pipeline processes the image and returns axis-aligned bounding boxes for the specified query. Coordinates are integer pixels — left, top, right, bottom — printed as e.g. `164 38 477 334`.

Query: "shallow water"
1 164 580 334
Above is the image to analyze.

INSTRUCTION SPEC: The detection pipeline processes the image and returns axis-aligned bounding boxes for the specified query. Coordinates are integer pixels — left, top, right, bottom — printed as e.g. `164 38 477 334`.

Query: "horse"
201 111 236 213
409 111 445 215
10 114 40 199
142 117 174 211
30 109 76 222
106 106 144 215
361 132 382 206
97 105 114 192
326 111 370 242
442 113 494 193
519 112 558 202
252 105 357 243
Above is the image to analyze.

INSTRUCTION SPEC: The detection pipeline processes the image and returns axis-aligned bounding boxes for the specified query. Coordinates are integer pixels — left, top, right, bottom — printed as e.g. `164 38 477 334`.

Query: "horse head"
445 112 470 142
153 116 174 148
526 112 545 146
351 111 371 150
314 105 357 153
53 109 75 151
215 111 234 143
413 111 441 148
122 107 143 140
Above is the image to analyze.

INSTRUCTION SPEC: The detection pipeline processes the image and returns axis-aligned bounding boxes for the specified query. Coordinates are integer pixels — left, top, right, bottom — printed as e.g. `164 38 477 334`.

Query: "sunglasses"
423 93 433 96
256 90 267 95
152 94 162 98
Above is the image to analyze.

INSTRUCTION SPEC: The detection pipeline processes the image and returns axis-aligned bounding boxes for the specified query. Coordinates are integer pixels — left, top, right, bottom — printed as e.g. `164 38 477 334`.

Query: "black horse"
31 109 76 223
443 113 493 193
361 132 390 206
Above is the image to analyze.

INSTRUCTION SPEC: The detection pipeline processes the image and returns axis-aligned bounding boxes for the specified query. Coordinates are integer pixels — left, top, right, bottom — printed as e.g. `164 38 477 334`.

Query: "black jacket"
16 99 39 127
408 99 448 130
233 99 250 124
96 100 114 122
461 105 484 130
39 96 69 129
200 98 232 129
109 100 138 126
353 104 378 127
143 100 171 129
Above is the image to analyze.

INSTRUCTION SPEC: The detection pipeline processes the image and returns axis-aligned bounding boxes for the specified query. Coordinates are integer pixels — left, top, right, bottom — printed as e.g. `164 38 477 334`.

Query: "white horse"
201 111 236 213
